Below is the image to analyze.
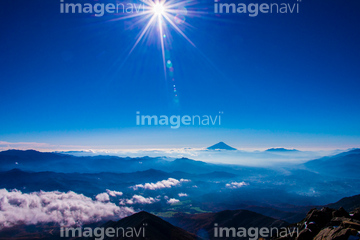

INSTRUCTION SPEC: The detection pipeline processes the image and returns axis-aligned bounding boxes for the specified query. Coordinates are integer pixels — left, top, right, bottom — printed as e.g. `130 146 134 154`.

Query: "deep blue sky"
0 0 359 150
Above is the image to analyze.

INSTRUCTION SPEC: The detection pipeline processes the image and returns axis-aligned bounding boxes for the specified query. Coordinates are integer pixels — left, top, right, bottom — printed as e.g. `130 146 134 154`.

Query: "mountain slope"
0 150 244 174
85 211 199 240
326 193 360 212
207 142 237 151
304 149 360 178
0 212 199 240
166 209 288 240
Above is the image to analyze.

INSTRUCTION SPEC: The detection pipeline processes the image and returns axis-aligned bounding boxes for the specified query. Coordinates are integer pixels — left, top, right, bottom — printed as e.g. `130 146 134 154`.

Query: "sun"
153 2 166 15
110 0 196 77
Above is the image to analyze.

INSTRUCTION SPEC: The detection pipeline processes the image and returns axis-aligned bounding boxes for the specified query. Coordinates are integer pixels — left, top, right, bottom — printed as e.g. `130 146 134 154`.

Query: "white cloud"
167 198 180 204
0 141 87 152
120 195 160 205
0 189 134 228
95 193 110 202
225 181 249 189
180 179 190 182
178 193 188 197
130 178 191 190
106 190 123 197
95 190 123 202
0 141 52 150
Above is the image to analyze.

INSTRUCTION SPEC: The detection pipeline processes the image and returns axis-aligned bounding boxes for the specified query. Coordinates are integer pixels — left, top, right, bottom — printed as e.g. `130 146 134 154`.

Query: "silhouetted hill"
0 212 198 240
167 209 288 240
237 205 310 224
327 194 360 212
86 211 198 240
207 142 237 151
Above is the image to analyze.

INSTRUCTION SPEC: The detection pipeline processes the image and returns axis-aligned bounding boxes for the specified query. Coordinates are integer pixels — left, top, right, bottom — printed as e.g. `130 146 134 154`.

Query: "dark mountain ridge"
85 211 199 240
165 209 288 240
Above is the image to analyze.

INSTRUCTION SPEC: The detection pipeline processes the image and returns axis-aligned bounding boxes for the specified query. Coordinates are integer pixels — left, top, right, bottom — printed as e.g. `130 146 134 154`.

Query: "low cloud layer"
0 141 87 152
167 198 180 204
95 189 124 202
120 195 160 205
0 189 134 228
226 181 249 189
95 193 110 202
62 148 339 166
130 178 190 190
106 189 123 197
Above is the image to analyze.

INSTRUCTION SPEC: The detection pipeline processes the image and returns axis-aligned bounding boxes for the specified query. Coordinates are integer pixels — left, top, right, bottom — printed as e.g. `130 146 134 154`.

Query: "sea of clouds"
61 148 338 166
0 189 134 228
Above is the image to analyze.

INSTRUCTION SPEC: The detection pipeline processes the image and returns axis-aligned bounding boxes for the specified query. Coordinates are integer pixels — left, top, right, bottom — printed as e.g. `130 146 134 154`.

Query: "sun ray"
162 13 195 47
129 14 157 54
109 0 200 82
129 1 194 48
158 15 167 77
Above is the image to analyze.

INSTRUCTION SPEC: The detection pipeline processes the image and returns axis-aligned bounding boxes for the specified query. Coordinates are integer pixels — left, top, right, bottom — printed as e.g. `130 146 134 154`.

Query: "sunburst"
111 0 196 75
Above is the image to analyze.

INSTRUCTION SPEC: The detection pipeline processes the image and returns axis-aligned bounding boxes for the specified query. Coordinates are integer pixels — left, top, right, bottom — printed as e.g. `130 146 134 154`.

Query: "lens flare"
110 0 196 76
109 0 201 105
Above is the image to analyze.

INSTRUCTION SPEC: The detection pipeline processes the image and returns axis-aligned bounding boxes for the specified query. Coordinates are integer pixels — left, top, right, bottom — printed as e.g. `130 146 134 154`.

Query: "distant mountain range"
0 150 243 174
0 168 237 197
1 149 360 206
266 148 299 152
207 142 237 150
304 148 360 178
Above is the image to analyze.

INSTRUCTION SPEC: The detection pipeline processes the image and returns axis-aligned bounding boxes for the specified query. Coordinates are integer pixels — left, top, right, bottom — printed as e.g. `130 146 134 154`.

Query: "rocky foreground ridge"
275 207 360 240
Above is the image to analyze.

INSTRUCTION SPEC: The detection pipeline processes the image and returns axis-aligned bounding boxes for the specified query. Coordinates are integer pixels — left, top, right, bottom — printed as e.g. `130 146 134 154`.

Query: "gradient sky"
0 0 360 150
